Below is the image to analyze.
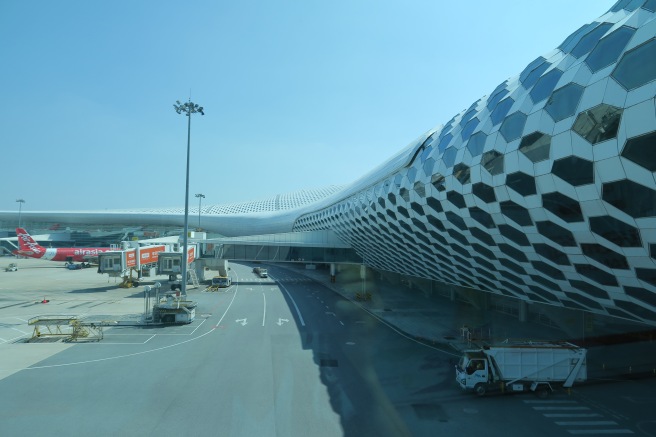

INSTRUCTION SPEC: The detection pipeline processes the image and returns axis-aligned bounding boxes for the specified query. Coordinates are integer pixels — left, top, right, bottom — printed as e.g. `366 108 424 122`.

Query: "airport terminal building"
3 1 656 331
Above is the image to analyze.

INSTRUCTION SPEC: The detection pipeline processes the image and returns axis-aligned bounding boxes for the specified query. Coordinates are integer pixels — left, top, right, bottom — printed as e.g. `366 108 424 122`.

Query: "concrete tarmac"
1 257 654 437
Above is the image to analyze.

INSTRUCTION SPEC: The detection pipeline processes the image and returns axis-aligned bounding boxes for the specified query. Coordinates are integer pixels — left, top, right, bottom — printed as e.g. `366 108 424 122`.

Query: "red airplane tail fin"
15 228 45 255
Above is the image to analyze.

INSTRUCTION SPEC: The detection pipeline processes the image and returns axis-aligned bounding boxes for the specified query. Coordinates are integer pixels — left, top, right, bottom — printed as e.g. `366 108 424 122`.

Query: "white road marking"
262 293 266 326
274 277 305 327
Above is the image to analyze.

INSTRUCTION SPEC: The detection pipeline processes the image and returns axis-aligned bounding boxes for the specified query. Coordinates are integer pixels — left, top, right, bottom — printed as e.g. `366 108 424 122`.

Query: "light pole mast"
16 199 25 229
195 193 205 229
174 99 204 297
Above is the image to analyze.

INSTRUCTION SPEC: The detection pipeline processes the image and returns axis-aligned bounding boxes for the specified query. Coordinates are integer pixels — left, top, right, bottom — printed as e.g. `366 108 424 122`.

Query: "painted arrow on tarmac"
277 318 289 326
235 318 247 326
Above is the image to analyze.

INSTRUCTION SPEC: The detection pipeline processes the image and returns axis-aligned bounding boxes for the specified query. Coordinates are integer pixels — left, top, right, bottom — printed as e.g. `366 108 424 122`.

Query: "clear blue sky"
0 0 616 212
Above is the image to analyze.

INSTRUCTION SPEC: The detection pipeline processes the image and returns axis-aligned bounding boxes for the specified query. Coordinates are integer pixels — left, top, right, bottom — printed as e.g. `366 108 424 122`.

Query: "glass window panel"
603 179 656 218
507 172 537 196
590 215 642 247
612 38 656 90
467 132 487 156
533 243 571 265
581 243 629 269
542 192 584 222
530 69 563 103
490 98 514 125
571 23 613 58
481 150 504 175
460 117 479 141
536 221 577 246
621 131 656 171
519 132 551 162
472 182 496 203
453 163 471 184
500 200 533 226
552 156 594 186
545 83 585 121
500 112 527 141
585 26 635 72
572 103 622 144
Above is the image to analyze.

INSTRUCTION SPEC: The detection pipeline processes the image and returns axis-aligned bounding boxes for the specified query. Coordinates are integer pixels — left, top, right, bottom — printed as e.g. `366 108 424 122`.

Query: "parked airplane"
13 228 116 263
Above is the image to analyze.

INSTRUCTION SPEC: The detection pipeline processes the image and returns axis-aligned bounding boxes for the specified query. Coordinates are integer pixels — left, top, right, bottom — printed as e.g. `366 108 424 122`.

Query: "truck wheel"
474 383 487 397
536 386 550 399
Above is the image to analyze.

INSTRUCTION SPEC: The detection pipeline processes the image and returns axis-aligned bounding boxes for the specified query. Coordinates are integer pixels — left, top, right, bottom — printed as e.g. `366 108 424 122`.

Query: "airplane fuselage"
14 247 114 262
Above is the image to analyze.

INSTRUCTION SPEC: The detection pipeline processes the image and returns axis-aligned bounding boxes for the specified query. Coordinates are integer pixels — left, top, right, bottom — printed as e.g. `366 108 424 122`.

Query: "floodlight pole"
16 199 25 229
195 193 205 229
174 100 204 297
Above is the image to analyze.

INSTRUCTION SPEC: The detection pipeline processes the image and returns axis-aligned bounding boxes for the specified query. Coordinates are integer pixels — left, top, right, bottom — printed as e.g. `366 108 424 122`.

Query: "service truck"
455 341 587 397
212 276 232 288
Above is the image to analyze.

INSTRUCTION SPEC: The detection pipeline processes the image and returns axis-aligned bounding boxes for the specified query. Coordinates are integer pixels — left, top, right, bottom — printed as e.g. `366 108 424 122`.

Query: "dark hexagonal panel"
410 202 424 215
624 285 656 307
545 83 585 121
498 224 530 246
536 221 577 246
446 211 468 231
585 26 635 72
467 132 487 156
482 150 504 175
573 103 622 144
603 179 656 218
448 230 470 248
500 112 527 142
621 131 656 171
453 163 471 185
590 215 641 247
570 280 610 300
644 0 656 11
615 300 656 322
564 292 604 310
533 243 570 265
571 22 613 58
500 258 526 275
500 200 533 226
387 193 397 205
552 156 594 186
519 132 551 162
507 172 537 196
470 227 496 246
447 191 466 209
581 243 629 269
612 38 656 90
531 261 566 280
472 182 496 204
529 69 563 103
542 192 584 223
575 263 619 286
636 268 656 287
499 243 528 262
469 207 495 229
472 243 496 260
426 197 443 213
